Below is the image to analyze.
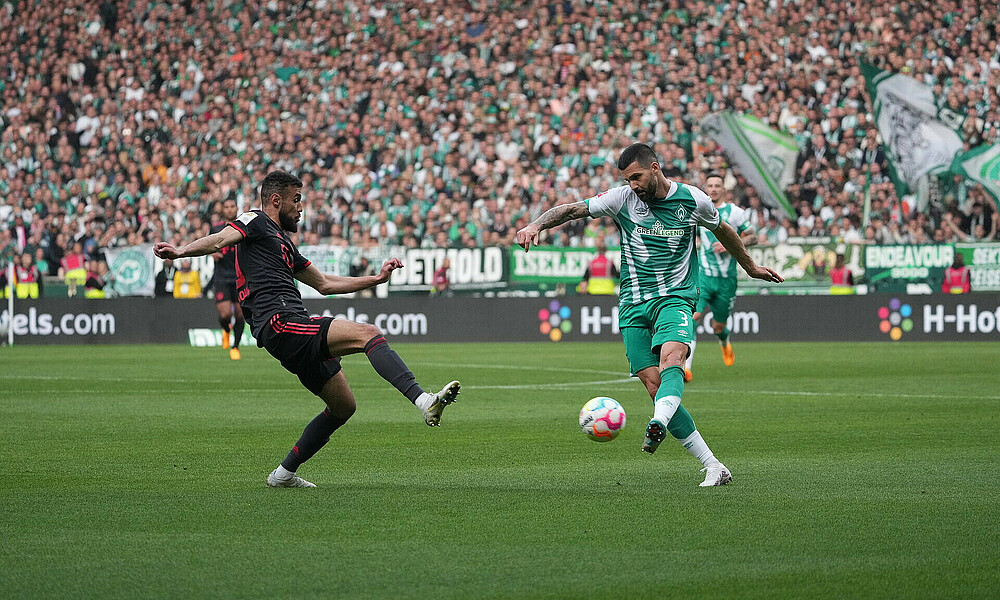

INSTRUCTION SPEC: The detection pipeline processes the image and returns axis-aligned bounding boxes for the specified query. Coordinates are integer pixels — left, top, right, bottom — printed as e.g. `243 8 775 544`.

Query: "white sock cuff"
274 464 295 479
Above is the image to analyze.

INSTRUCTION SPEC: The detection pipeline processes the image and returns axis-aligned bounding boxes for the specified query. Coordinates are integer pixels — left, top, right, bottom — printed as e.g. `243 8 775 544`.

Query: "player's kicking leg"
636 342 731 487
268 371 356 488
325 320 460 426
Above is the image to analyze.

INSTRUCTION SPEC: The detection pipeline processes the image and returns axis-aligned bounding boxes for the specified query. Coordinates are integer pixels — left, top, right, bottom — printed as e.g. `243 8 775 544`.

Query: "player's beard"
279 212 299 232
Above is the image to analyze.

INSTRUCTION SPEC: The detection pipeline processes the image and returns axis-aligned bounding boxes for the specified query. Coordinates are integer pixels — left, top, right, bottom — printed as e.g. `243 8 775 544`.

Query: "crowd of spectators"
1 0 999 291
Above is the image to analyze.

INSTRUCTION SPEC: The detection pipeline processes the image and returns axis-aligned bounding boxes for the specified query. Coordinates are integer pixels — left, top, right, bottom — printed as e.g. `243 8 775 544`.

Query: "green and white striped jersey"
697 203 752 279
586 181 720 306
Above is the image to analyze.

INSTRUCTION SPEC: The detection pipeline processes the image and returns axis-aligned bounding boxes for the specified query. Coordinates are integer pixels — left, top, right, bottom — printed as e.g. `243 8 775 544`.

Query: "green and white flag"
105 244 156 297
951 143 1000 201
700 111 798 219
861 62 965 203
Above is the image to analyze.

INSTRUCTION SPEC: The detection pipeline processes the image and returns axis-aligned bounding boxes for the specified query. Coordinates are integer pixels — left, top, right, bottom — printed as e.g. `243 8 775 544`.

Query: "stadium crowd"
1 0 999 290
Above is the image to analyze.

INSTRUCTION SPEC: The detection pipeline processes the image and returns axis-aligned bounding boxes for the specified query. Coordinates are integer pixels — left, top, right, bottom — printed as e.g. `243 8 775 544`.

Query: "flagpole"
861 166 872 228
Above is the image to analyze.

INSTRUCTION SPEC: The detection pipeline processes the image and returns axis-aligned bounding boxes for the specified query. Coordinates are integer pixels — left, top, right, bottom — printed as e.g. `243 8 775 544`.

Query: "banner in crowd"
739 238 864 293
386 246 507 292
298 245 507 295
955 243 1000 291
861 62 965 204
951 143 1000 201
700 111 798 219
509 246 621 283
864 244 954 293
105 244 156 297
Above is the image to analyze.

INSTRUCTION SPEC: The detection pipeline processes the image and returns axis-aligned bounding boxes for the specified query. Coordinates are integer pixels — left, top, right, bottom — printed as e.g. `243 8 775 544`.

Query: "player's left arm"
711 222 782 283
294 259 403 295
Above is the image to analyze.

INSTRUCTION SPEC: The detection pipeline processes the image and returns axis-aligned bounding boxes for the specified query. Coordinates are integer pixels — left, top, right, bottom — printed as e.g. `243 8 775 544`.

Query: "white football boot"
420 381 461 427
699 462 733 487
267 468 316 488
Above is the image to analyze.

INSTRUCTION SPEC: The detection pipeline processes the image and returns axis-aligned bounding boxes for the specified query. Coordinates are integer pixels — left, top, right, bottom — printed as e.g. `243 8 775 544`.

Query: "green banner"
105 244 156 297
740 238 864 287
864 244 954 292
955 243 1000 291
509 246 620 283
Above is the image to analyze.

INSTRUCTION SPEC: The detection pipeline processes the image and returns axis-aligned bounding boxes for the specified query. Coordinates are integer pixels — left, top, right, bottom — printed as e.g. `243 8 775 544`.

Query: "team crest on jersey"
676 207 686 220
634 201 649 217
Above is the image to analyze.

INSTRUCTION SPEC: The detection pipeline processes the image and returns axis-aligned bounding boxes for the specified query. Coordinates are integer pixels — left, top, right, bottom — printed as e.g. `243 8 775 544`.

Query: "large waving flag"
700 111 798 219
861 62 965 204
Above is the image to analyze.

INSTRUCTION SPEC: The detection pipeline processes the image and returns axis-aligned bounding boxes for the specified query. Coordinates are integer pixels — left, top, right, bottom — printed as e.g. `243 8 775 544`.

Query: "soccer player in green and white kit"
685 173 757 382
516 144 782 486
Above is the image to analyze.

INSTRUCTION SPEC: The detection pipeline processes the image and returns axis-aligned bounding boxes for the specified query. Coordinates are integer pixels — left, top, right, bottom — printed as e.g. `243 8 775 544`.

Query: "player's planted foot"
641 419 667 454
222 329 231 350
419 380 461 427
721 343 735 367
699 462 732 487
684 368 693 383
230 347 241 360
267 468 316 488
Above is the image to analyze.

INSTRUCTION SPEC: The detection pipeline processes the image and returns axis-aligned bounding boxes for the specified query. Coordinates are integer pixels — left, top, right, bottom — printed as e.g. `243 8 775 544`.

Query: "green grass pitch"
2 341 998 599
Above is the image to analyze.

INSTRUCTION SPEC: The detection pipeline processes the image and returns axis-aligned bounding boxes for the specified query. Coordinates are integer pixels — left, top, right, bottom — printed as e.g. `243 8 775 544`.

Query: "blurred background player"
517 144 783 487
686 173 756 381
578 240 619 295
211 199 246 359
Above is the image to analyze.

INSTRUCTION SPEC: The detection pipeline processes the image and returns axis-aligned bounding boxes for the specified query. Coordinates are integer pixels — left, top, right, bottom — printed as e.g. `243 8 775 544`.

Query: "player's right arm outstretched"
153 227 244 260
516 201 591 251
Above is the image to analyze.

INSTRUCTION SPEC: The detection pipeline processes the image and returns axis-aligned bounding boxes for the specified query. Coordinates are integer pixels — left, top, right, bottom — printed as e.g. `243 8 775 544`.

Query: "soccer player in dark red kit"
154 170 461 488
209 198 245 360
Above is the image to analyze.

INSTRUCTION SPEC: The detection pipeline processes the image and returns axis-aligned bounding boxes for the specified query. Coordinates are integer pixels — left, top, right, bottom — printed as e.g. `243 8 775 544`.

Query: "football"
579 397 626 442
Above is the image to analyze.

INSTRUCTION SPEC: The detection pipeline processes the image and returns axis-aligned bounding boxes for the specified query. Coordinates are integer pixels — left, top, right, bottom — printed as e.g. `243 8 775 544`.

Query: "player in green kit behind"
685 173 757 382
516 144 783 486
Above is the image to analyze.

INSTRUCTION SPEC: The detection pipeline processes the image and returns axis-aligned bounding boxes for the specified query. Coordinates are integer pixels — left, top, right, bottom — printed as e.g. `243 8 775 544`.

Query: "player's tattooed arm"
516 201 590 251
153 226 244 260
713 221 782 283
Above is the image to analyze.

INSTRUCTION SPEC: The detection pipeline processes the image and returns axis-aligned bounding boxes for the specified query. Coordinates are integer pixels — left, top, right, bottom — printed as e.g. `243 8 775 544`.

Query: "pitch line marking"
408 361 627 377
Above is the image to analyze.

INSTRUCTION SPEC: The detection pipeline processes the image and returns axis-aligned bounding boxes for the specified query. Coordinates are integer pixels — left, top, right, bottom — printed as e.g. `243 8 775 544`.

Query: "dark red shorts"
214 280 238 303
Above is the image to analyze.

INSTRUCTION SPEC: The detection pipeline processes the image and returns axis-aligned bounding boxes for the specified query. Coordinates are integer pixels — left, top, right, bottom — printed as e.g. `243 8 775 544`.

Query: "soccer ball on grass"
579 397 626 442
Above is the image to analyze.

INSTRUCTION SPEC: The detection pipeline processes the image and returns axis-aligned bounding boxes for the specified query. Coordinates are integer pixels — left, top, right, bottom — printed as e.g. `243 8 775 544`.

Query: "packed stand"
2 0 999 294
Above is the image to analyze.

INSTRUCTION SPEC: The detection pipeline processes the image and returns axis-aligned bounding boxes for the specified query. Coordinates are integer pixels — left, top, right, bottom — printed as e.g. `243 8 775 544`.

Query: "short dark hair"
259 170 302 203
705 171 724 182
617 143 658 171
